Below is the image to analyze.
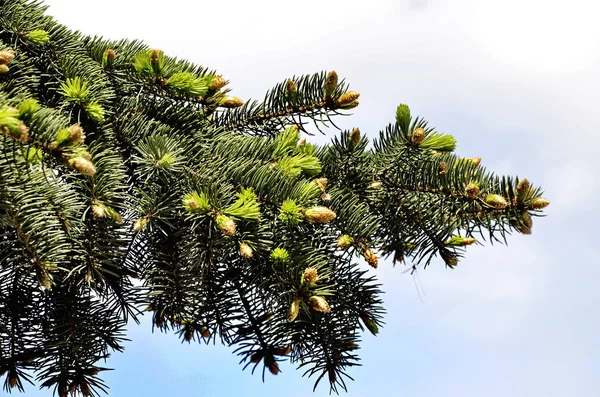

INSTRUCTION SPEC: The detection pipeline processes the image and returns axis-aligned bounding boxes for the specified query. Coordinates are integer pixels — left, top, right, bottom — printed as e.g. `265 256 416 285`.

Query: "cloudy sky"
32 0 600 396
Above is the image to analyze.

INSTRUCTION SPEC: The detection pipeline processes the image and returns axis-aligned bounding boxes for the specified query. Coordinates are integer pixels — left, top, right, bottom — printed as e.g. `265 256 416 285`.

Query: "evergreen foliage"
0 1 549 395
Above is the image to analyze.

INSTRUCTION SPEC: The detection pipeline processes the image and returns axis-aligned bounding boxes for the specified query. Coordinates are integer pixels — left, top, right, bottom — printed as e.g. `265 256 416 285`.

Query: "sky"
25 0 600 396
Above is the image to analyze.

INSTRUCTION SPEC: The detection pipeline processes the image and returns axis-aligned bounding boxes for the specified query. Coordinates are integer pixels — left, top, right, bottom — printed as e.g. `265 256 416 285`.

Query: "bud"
444 236 477 246
272 347 292 356
239 242 253 258
0 49 15 64
250 351 263 363
26 29 50 45
350 127 361 146
485 194 509 209
337 235 354 248
150 49 162 65
17 121 29 143
359 312 379 335
103 49 115 68
215 214 236 236
218 96 244 108
301 267 318 284
309 296 331 313
368 181 382 189
440 250 458 267
69 124 85 145
265 354 279 375
68 156 96 176
200 327 211 338
303 206 336 223
362 247 378 268
8 369 18 388
0 64 9 74
512 211 533 234
133 217 147 231
286 78 297 94
337 91 360 106
516 178 532 203
438 161 448 174
463 157 481 166
85 101 105 123
209 75 227 90
465 183 480 199
411 127 426 145
270 247 289 264
530 197 550 210
279 199 302 226
298 138 306 147
328 368 337 384
313 177 328 192
288 298 301 322
395 103 411 127
339 100 359 109
324 70 338 98
92 203 106 218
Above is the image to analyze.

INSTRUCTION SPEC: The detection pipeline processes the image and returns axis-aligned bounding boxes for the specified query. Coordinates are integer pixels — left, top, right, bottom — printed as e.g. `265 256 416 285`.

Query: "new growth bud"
337 91 360 106
209 76 227 91
288 298 301 322
239 242 253 258
362 247 378 268
350 128 361 146
530 197 550 209
303 206 336 223
485 194 509 209
218 96 244 108
301 267 318 284
309 296 331 313
324 70 338 99
411 127 426 145
465 183 480 199
215 214 236 236
337 235 354 248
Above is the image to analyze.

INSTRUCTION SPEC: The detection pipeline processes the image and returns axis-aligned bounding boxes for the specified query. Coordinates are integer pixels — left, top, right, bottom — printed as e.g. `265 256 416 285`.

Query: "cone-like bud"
286 78 297 94
464 157 481 166
337 235 354 248
350 127 361 146
209 76 227 90
309 296 331 313
270 247 289 264
338 91 360 106
485 194 509 209
301 267 318 284
530 197 550 209
92 202 106 218
441 250 458 267
272 347 292 356
465 183 480 199
264 354 279 375
69 124 85 145
324 70 338 98
250 351 263 363
360 312 379 335
239 242 253 258
68 156 96 176
26 29 50 45
0 49 15 65
516 178 532 203
329 368 337 384
321 193 331 202
362 247 378 268
411 127 426 145
103 49 115 68
218 96 244 108
215 214 236 236
313 177 328 192
0 64 8 74
368 181 382 189
8 369 18 388
438 161 448 174
288 298 301 322
339 100 359 109
395 104 411 128
133 217 147 231
444 236 477 246
304 206 336 223
298 138 306 146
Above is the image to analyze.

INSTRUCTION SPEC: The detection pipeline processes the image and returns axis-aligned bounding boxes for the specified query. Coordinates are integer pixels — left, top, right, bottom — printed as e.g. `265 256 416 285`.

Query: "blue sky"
28 0 600 396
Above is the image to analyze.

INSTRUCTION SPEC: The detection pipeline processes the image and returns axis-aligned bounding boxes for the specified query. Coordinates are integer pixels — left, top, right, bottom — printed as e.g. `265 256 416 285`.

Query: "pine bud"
324 71 338 99
313 177 328 192
339 100 359 109
321 193 331 202
85 101 105 123
26 29 50 45
303 206 336 223
250 351 263 363
265 354 280 375
209 75 227 90
286 78 297 94
298 138 306 147
309 296 331 313
69 124 85 145
133 217 147 231
150 49 162 66
103 49 115 68
218 96 244 108
337 91 360 106
512 211 533 234
411 127 426 145
438 161 448 174
530 197 550 209
8 369 18 388
395 104 411 127
485 194 509 209
17 121 29 143
200 327 211 338
0 49 15 65
350 127 361 146
272 347 292 356
465 183 480 199
301 267 318 284
516 178 532 203
328 368 337 384
362 247 378 268
239 242 253 258
337 235 354 248
0 64 9 74
464 157 481 166
444 236 477 246
68 156 96 176
270 247 289 264
215 214 236 236
359 312 379 335
369 181 382 189
288 298 301 322
440 250 458 267
92 202 106 218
